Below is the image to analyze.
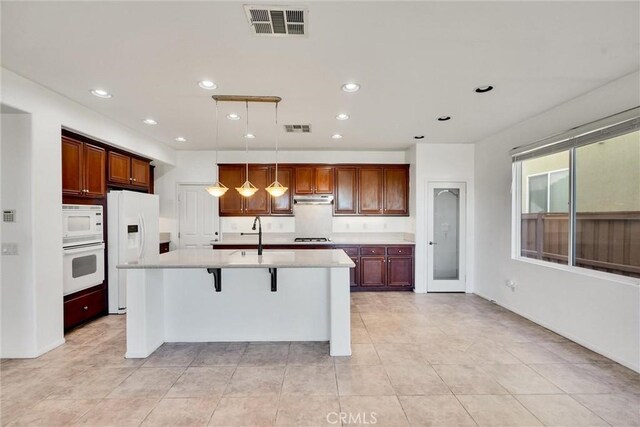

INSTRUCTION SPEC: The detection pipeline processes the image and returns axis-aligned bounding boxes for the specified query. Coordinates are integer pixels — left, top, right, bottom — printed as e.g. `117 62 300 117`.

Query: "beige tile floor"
1 292 638 426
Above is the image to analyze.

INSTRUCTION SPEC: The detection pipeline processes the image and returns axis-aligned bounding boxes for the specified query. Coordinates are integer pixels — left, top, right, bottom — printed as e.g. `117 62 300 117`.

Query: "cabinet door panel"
295 167 314 194
245 166 270 215
350 257 360 287
108 152 131 185
62 137 83 196
384 167 408 215
131 158 150 188
270 166 293 214
358 168 384 214
387 256 413 287
315 167 334 194
360 256 386 287
218 165 245 215
83 144 106 197
334 167 357 214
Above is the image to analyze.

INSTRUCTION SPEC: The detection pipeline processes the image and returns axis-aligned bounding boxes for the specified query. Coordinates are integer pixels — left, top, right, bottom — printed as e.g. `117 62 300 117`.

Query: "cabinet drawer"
64 288 105 330
387 246 413 255
360 246 385 255
338 246 359 257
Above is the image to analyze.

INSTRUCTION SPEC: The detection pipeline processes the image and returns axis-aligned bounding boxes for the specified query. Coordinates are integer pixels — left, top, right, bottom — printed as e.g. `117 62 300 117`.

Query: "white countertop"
117 248 355 269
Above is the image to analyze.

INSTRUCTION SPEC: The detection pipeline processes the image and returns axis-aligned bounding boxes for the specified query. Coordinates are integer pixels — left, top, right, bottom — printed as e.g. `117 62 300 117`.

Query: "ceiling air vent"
284 124 311 133
244 5 308 37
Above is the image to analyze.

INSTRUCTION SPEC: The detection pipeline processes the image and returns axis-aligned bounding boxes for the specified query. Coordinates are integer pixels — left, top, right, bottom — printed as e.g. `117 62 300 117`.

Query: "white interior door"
178 184 219 248
427 182 466 292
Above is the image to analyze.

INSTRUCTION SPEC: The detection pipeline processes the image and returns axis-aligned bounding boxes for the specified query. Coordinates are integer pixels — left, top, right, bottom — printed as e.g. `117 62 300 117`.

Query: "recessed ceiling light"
414 135 425 140
227 113 241 120
90 89 112 98
341 83 360 93
336 113 350 121
175 137 187 142
244 133 255 139
198 80 217 90
331 134 343 139
437 116 451 122
143 118 158 125
474 85 494 93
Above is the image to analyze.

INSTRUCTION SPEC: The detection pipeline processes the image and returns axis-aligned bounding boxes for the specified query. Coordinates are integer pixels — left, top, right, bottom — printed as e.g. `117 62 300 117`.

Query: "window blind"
511 107 640 162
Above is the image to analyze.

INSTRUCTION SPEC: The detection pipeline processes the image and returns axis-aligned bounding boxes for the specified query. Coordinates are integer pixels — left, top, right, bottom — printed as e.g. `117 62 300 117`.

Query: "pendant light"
266 102 288 197
206 101 229 197
236 101 258 197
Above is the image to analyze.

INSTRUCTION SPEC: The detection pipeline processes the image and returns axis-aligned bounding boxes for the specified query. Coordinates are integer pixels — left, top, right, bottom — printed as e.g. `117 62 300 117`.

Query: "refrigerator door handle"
138 214 146 259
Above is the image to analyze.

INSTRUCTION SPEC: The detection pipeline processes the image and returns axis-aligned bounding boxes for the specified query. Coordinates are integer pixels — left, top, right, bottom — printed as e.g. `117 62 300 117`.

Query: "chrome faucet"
252 216 263 255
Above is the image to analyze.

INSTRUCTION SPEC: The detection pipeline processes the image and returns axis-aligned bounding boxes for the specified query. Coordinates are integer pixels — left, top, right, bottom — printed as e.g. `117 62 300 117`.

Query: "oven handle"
63 243 105 255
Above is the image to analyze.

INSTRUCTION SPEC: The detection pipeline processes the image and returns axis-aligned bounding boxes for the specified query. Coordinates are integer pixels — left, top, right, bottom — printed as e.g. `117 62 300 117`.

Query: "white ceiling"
2 1 638 151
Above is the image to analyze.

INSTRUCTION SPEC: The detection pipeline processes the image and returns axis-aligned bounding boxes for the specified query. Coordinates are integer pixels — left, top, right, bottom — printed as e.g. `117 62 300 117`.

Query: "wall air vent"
284 124 311 133
244 5 308 37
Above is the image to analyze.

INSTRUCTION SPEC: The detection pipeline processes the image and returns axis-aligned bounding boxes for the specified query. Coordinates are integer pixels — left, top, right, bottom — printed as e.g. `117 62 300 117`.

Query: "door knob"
428 241 437 245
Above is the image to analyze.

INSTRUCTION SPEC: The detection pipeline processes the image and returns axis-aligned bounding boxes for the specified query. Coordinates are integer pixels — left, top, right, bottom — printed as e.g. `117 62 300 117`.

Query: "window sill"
512 256 640 287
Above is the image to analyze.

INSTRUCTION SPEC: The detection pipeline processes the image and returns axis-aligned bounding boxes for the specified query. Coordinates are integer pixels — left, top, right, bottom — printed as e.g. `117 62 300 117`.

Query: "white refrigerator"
107 190 159 314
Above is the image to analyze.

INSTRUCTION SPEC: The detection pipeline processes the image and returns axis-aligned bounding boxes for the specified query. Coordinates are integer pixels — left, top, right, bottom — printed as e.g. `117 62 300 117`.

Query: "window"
513 110 640 279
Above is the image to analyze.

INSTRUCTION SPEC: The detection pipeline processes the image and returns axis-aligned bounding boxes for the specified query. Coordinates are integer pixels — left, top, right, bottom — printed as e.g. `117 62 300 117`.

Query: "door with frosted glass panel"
427 182 466 292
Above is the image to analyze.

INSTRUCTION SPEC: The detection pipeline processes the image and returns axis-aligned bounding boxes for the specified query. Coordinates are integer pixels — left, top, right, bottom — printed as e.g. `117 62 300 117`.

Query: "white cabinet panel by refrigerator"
108 190 159 314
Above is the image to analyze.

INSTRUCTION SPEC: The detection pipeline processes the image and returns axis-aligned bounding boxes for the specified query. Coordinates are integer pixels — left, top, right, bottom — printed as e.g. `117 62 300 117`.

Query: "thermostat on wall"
3 210 16 223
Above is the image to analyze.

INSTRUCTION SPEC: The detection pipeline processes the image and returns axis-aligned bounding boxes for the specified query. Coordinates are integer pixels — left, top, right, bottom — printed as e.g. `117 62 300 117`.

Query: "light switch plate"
2 243 18 255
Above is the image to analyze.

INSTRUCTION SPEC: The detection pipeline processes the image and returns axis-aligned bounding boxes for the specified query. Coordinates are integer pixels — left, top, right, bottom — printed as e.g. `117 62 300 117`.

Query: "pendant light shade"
265 103 288 198
236 180 258 197
265 181 287 197
206 182 228 197
207 100 228 197
237 101 257 198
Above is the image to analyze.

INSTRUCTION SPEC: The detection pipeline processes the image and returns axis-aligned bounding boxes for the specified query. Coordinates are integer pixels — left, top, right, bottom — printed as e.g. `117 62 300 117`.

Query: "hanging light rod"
211 95 281 104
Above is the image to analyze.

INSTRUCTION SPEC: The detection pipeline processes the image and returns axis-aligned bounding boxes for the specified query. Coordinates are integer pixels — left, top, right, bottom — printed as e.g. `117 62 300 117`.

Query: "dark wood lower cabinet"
64 286 107 330
160 242 170 254
387 256 413 287
211 243 414 291
360 256 386 287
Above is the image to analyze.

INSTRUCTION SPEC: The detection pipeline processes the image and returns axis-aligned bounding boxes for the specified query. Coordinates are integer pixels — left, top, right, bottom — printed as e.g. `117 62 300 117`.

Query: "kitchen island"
117 248 354 358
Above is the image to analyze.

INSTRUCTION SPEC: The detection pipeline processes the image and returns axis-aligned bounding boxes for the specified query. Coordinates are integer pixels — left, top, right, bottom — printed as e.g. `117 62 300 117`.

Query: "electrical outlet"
2 243 18 255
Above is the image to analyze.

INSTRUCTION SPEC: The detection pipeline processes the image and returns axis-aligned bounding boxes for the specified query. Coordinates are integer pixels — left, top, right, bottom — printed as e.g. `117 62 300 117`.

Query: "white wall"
412 144 475 294
0 68 176 357
474 71 640 371
1 112 37 357
154 150 411 246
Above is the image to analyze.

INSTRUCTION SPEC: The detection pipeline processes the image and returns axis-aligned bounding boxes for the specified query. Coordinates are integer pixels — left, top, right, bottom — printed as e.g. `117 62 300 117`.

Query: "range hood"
293 195 334 205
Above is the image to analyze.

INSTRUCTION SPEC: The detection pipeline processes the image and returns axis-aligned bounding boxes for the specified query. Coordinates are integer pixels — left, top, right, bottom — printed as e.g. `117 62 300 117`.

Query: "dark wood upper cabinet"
83 144 106 198
358 167 384 215
218 163 408 217
244 166 270 215
270 166 293 215
360 256 386 287
108 152 131 185
62 137 106 198
315 167 334 194
294 166 334 195
294 167 314 194
383 167 409 215
334 167 358 215
387 256 413 287
131 158 150 187
219 165 245 215
62 137 83 196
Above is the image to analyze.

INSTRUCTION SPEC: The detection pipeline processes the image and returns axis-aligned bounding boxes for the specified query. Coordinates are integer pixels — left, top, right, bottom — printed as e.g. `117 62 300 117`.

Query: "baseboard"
472 290 640 373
